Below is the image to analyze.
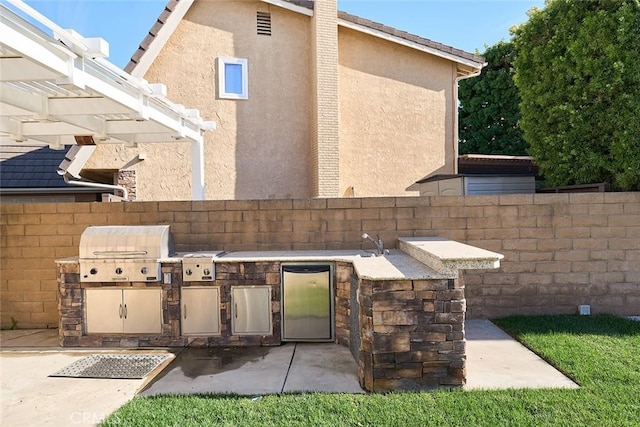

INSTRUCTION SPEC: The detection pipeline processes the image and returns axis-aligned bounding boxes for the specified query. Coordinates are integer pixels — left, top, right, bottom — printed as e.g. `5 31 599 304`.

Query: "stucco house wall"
89 0 314 200
88 0 482 200
338 26 455 197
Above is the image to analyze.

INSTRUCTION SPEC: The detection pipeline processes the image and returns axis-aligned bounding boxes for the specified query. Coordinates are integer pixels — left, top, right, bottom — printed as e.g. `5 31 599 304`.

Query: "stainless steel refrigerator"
281 264 333 342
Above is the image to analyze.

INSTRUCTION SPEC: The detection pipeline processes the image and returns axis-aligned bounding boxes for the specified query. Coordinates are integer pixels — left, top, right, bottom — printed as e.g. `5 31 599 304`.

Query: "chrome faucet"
362 232 387 256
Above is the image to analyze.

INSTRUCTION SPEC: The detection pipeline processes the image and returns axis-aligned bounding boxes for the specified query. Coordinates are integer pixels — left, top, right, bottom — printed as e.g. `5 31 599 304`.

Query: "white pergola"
0 0 215 200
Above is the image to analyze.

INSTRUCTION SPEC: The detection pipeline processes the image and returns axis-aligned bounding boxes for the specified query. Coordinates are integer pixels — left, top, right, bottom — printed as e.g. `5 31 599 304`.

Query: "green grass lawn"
102 315 640 427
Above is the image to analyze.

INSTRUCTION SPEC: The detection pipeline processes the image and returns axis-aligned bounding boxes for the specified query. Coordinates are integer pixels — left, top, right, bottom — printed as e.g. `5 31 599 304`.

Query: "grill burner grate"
50 354 171 379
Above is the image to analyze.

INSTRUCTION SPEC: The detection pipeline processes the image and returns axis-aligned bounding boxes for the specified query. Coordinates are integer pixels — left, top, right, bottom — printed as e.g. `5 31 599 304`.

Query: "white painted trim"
191 139 205 200
6 0 89 55
129 0 195 78
217 57 249 100
338 19 483 70
262 0 313 16
2 1 217 200
453 68 482 174
461 154 534 161
57 145 97 179
0 18 73 77
63 174 128 200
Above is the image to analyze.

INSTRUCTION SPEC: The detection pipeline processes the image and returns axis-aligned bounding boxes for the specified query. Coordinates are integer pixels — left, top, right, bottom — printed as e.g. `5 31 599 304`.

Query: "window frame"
217 57 248 100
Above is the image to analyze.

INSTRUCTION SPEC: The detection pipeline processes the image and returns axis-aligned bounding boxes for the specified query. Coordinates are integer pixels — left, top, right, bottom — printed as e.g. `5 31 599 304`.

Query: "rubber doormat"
50 354 171 379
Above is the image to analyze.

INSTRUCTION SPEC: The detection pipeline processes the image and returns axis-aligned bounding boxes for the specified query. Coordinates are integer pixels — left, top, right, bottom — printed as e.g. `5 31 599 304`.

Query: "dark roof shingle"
0 145 71 189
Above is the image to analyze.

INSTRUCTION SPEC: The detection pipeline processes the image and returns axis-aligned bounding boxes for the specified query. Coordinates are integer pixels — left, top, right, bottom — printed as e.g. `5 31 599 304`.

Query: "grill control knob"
115 267 123 275
203 268 211 276
90 268 98 275
141 267 148 274
185 268 193 276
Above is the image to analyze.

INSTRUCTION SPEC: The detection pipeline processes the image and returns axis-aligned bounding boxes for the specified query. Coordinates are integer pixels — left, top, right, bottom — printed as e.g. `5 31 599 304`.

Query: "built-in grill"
79 225 174 282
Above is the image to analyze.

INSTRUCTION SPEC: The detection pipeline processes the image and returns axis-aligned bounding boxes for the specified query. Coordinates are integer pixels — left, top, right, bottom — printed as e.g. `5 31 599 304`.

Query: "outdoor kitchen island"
57 236 502 392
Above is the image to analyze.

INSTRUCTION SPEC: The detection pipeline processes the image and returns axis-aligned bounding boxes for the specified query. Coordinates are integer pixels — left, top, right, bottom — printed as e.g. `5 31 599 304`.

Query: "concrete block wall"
1 193 639 328
461 193 640 317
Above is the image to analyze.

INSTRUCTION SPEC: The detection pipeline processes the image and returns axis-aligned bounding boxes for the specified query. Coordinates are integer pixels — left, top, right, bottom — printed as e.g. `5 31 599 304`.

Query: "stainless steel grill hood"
79 225 173 282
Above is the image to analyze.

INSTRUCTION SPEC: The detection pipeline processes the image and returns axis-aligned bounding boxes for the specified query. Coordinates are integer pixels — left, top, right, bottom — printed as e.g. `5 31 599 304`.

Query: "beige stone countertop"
56 238 502 282
213 250 364 263
399 237 504 278
351 251 444 281
56 256 187 263
55 257 79 264
159 251 225 263
215 250 444 281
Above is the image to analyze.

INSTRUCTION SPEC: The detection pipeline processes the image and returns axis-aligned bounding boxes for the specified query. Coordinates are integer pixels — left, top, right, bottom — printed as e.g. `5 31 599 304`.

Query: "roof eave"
263 0 313 16
126 0 313 77
0 187 101 194
125 0 195 77
128 1 484 77
337 18 484 70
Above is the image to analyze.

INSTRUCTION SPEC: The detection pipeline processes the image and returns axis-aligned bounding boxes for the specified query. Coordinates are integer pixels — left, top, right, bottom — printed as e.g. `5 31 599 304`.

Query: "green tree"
513 0 640 190
458 41 527 155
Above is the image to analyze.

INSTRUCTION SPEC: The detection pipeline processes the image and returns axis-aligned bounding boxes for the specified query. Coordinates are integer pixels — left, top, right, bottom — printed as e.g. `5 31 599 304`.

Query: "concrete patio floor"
1 320 578 426
464 319 578 390
139 343 364 397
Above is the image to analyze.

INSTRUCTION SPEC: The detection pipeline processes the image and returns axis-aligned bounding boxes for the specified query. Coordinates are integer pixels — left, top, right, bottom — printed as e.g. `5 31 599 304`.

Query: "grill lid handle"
92 250 148 256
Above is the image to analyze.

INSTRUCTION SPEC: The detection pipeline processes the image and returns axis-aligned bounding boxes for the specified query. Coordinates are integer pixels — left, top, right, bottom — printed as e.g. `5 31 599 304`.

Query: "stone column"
358 277 466 391
57 261 83 347
117 170 136 201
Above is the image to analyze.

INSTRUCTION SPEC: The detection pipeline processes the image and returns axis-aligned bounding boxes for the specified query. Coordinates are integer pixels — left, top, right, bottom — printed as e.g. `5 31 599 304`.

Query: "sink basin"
358 251 382 258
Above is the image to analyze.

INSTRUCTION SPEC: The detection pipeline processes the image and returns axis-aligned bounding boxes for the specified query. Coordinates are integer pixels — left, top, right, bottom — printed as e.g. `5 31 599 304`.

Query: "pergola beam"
0 57 61 81
0 14 72 77
0 1 216 200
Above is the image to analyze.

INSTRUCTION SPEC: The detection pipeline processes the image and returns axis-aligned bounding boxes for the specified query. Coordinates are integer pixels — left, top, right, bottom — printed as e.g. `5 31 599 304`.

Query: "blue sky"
23 0 544 69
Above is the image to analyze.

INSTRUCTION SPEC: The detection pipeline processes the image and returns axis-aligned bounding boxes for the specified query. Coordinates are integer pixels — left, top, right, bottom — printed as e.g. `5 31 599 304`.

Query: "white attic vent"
257 12 271 36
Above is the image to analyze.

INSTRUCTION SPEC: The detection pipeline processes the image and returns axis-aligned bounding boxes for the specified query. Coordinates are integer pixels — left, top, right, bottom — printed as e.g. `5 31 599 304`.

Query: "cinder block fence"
1 193 639 328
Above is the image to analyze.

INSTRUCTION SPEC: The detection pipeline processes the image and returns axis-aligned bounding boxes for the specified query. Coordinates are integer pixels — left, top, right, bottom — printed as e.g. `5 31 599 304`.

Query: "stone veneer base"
58 260 466 392
357 275 465 391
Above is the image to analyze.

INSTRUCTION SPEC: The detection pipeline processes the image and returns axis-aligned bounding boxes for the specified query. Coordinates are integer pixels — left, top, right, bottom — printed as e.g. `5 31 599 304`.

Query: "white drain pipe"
63 174 129 200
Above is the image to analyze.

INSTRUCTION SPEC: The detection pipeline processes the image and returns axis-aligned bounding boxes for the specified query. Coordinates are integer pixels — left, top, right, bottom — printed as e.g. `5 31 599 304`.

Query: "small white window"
217 57 248 100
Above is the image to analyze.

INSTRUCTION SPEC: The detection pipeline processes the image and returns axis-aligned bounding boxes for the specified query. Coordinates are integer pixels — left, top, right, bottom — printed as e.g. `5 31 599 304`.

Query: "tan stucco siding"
84 141 192 201
90 1 314 200
338 27 455 197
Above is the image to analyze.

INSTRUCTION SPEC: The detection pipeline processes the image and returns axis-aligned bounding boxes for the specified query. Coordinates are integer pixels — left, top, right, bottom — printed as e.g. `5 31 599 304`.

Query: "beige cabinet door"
85 289 123 334
231 286 272 335
122 289 162 334
181 287 220 335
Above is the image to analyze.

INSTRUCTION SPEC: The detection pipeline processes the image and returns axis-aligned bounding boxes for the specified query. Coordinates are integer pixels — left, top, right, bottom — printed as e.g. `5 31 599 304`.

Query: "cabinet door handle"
183 304 187 319
119 304 123 319
124 304 127 319
235 303 238 318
